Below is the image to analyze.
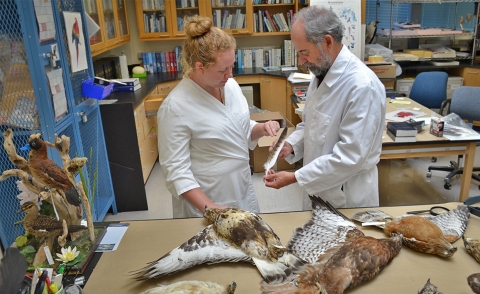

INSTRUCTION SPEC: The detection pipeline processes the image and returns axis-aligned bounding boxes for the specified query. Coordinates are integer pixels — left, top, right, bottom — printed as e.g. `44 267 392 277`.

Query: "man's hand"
263 170 297 189
269 141 293 159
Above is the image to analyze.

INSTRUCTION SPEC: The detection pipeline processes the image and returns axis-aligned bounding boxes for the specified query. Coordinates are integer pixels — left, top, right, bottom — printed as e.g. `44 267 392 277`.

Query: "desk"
293 97 478 202
83 202 479 293
382 98 478 202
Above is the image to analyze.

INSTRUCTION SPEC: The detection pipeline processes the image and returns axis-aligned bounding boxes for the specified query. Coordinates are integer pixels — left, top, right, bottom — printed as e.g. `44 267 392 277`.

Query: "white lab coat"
157 78 260 218
286 46 386 209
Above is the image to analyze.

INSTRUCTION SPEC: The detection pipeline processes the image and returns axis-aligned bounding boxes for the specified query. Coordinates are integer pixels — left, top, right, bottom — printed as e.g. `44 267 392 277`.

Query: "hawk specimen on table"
418 278 442 294
133 207 304 284
351 205 470 257
22 134 82 206
468 273 480 294
140 280 236 294
261 196 402 294
463 235 480 263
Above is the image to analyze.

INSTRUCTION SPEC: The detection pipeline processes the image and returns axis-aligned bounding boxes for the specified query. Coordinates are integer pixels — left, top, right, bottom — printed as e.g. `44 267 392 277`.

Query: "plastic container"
81 78 114 100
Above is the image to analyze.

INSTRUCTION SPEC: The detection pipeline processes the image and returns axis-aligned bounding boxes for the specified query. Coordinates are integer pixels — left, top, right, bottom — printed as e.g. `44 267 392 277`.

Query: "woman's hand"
263 120 280 136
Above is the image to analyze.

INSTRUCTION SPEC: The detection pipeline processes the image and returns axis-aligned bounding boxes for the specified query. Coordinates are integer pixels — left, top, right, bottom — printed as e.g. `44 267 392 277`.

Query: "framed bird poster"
310 0 362 59
63 12 88 73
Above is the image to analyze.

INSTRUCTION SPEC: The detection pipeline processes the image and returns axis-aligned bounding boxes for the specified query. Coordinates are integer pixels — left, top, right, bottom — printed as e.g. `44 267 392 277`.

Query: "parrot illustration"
71 18 81 65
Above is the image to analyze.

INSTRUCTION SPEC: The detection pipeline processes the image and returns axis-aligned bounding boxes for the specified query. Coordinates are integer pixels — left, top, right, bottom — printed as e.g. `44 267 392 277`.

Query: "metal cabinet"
0 0 116 249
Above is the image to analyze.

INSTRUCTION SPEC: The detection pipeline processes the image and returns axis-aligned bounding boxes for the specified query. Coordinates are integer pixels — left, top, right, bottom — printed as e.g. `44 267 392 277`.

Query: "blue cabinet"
0 0 116 249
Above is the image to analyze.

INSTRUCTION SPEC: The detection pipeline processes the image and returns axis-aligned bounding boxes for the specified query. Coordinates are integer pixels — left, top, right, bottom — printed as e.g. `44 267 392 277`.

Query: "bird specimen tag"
264 127 288 174
44 245 55 265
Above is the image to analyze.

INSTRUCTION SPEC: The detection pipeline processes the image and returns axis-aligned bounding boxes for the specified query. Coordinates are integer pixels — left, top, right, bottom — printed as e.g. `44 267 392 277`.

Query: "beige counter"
84 202 480 294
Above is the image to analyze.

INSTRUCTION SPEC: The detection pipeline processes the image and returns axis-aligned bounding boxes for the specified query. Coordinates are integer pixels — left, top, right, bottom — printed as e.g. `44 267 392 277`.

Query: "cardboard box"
249 112 296 173
368 64 396 78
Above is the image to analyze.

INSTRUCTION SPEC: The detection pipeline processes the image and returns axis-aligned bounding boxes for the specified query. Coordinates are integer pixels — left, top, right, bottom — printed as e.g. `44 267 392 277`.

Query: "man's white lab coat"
286 46 386 209
158 78 260 218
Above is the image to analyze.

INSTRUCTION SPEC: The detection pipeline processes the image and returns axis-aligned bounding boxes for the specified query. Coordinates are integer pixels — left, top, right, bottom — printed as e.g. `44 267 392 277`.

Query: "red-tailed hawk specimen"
468 273 480 294
351 205 470 257
140 280 236 294
418 278 442 294
463 235 480 263
261 196 402 294
133 208 304 284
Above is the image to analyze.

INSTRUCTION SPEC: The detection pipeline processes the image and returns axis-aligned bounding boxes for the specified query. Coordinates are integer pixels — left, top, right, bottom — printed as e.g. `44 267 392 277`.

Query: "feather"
263 127 288 174
0 246 28 294
140 280 237 294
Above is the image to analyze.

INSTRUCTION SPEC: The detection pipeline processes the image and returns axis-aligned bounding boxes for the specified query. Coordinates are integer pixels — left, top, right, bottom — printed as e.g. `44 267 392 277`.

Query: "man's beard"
304 46 332 76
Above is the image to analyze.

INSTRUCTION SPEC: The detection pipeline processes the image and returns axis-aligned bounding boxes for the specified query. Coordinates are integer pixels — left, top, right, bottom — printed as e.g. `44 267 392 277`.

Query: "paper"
46 68 68 120
33 0 56 42
390 100 411 105
96 223 129 252
385 110 426 122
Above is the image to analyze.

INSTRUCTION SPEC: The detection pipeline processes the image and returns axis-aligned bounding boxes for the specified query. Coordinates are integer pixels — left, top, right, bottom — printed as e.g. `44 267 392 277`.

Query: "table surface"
83 202 480 294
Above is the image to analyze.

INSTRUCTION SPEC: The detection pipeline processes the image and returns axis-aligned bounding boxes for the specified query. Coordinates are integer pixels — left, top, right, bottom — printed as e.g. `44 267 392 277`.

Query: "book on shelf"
386 121 418 137
112 78 139 87
112 83 141 92
386 129 416 142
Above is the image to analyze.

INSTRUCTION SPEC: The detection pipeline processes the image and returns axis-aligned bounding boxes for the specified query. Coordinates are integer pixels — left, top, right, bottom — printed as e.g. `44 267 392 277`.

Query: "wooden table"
83 202 480 294
291 97 478 201
382 97 478 201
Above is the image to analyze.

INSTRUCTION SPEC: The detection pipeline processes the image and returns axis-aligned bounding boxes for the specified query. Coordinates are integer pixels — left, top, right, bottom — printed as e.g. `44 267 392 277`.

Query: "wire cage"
0 0 116 250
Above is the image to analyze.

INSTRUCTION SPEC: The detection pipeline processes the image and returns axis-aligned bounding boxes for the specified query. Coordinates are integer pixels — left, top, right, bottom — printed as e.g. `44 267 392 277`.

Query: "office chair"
409 71 448 112
426 86 480 190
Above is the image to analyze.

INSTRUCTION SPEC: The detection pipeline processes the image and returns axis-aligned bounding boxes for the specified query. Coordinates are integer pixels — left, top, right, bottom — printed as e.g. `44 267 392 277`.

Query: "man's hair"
294 6 344 45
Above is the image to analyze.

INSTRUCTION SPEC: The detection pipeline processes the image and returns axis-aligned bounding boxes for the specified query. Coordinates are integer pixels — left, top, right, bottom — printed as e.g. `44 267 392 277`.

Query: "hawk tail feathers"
253 252 305 285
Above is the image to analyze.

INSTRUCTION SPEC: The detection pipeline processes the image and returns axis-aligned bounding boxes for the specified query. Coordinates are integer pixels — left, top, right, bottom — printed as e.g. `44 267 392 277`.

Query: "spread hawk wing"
422 204 470 243
287 196 364 264
132 225 252 280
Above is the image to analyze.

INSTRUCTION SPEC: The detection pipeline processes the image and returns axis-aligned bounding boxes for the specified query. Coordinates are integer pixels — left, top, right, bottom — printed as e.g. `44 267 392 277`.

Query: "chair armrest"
440 99 452 115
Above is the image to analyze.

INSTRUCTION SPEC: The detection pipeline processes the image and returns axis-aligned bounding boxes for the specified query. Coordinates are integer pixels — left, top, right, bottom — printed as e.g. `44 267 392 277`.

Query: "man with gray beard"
264 6 386 209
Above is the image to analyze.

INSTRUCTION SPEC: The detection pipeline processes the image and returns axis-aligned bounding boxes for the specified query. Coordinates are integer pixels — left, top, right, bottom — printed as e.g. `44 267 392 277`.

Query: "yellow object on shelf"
368 55 384 62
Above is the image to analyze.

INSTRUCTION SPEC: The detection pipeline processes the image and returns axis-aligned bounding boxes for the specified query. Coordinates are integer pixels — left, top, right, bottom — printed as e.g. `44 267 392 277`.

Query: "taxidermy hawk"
261 196 402 294
365 21 379 44
140 280 236 294
22 134 82 206
468 273 480 294
463 235 480 263
133 207 304 284
418 278 442 294
351 205 470 257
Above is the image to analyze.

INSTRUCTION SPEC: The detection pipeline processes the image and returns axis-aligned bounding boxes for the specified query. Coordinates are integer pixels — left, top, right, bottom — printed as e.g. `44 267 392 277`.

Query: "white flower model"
56 246 79 263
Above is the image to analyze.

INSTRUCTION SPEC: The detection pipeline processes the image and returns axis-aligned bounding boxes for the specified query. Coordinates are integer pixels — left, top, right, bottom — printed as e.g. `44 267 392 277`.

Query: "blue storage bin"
82 78 114 100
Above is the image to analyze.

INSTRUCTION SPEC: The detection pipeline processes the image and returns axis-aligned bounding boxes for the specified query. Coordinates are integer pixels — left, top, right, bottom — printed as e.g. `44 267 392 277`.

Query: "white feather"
264 127 288 175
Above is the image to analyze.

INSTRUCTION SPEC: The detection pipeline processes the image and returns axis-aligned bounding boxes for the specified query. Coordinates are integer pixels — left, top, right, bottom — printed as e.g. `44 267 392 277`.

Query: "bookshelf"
134 0 310 40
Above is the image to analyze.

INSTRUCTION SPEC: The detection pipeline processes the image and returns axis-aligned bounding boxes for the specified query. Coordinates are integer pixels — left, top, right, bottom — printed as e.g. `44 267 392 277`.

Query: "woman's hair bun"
184 15 212 38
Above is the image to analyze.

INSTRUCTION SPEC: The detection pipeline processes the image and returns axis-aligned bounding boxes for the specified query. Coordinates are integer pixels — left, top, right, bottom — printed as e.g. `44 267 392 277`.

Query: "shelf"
389 0 480 3
377 33 473 38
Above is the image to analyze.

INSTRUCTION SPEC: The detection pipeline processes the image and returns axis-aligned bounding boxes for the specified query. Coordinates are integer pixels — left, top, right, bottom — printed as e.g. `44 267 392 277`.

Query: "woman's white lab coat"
286 46 386 209
157 78 260 218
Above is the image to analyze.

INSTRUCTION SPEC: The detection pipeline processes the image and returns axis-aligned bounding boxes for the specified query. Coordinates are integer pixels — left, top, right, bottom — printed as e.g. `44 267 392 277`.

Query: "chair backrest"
409 71 448 109
450 86 480 123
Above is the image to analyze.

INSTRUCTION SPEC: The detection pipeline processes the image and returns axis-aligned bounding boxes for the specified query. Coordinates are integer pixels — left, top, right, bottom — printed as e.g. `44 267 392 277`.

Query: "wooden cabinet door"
260 75 286 116
204 0 252 35
115 0 130 45
135 0 173 39
83 0 106 56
